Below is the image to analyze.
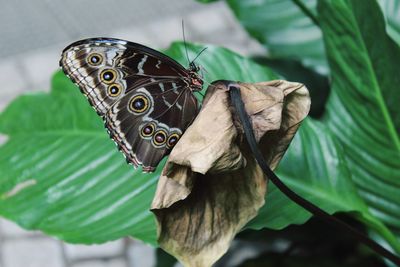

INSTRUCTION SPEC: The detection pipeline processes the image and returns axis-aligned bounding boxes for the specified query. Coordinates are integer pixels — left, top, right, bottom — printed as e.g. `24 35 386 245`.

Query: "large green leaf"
0 72 159 244
224 0 327 73
219 0 400 75
249 0 400 253
318 0 400 248
0 42 277 245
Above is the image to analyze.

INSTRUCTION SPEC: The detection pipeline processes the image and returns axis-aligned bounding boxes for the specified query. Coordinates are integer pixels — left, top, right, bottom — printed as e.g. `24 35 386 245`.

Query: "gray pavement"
0 1 264 266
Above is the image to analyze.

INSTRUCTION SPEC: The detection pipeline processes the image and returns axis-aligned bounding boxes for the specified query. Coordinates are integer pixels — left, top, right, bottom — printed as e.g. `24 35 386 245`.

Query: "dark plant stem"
228 83 400 267
292 0 320 27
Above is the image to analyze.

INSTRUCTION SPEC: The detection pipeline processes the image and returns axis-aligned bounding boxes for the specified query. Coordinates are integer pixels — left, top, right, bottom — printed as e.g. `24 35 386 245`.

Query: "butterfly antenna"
182 20 191 66
191 47 208 64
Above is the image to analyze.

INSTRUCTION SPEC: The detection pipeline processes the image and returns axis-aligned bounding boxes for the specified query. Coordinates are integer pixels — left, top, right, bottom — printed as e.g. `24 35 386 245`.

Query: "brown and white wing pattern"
60 38 201 172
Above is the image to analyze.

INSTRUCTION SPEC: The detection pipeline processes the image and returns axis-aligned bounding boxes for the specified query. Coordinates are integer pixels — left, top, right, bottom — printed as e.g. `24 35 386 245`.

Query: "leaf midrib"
337 2 400 152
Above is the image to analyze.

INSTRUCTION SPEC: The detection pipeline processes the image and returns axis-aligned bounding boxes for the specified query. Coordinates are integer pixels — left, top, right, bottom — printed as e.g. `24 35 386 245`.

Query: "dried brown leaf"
151 80 310 267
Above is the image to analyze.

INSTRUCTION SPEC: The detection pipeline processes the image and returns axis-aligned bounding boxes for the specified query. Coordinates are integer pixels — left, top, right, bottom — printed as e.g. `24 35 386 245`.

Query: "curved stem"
228 83 400 266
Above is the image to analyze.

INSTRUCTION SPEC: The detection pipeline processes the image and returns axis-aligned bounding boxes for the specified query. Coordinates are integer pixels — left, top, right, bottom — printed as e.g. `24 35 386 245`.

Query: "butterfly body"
60 38 202 172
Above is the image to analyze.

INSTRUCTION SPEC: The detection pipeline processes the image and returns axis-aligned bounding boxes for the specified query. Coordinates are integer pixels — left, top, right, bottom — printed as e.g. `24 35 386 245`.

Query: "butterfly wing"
106 81 198 172
60 38 199 172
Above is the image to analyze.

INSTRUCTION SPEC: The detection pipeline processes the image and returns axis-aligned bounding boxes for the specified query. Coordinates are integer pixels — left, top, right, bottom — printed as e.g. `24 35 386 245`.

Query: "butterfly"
60 38 203 172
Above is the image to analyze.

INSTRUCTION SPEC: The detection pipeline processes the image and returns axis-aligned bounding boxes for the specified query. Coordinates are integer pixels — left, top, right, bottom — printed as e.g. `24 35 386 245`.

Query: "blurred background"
0 1 263 267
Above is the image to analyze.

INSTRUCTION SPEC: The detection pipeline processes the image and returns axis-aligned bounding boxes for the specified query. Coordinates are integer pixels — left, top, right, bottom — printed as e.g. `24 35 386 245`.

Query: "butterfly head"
188 62 203 92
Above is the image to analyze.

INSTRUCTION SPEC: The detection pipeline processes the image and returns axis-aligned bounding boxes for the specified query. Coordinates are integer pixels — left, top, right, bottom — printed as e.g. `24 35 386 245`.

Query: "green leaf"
250 0 400 253
0 42 277 245
225 0 328 73
318 0 400 250
0 71 159 244
223 0 400 76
